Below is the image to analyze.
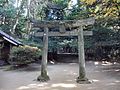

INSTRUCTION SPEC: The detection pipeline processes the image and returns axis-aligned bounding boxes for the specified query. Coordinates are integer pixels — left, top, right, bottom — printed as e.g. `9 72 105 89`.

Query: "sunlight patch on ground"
94 61 116 66
27 84 38 88
17 83 48 90
113 62 117 64
37 83 48 87
17 83 77 90
51 83 76 88
63 70 67 71
17 86 30 90
87 87 97 90
102 69 120 72
73 73 77 75
69 63 77 65
68 71 77 75
101 61 113 66
106 83 116 86
94 62 99 65
49 61 55 64
115 80 120 83
92 79 100 82
114 69 120 72
66 79 73 82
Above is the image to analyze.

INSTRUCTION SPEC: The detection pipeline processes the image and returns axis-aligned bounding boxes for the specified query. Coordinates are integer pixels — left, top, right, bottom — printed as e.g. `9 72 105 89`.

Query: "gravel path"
0 61 120 90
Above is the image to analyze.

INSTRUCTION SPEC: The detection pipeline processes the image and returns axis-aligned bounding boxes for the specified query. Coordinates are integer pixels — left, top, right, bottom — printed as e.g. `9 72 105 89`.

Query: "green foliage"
0 0 119 54
52 0 70 8
0 0 27 37
15 16 27 38
20 37 43 49
9 45 41 65
65 3 90 20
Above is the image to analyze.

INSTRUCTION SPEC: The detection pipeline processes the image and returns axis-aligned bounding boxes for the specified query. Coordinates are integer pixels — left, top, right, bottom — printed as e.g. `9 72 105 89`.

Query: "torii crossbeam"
31 17 95 83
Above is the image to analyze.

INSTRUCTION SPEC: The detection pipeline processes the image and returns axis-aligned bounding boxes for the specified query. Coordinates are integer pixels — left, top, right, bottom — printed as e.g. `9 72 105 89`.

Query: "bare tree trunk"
26 0 31 35
76 26 91 84
11 0 23 35
12 18 19 34
11 0 19 34
37 27 50 82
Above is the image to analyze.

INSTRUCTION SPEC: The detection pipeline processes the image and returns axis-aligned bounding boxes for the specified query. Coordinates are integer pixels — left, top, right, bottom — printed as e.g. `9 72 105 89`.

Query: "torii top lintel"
31 17 95 28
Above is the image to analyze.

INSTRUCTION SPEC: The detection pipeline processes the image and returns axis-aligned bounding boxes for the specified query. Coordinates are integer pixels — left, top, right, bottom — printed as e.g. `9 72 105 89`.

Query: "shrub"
9 45 41 65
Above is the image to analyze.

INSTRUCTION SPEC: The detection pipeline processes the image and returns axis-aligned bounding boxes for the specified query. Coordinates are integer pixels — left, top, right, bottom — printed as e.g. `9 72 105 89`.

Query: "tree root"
37 75 50 82
76 77 91 84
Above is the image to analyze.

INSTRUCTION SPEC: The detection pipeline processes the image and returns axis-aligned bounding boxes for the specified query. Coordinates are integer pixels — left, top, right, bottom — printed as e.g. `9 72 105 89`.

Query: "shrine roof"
0 30 23 46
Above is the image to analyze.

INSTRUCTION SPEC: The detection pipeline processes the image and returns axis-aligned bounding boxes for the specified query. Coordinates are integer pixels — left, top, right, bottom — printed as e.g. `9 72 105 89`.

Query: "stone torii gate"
31 17 95 84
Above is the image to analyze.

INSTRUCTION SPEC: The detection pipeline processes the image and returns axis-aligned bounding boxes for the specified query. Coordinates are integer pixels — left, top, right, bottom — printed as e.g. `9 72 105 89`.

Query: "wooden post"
37 27 50 82
76 26 90 84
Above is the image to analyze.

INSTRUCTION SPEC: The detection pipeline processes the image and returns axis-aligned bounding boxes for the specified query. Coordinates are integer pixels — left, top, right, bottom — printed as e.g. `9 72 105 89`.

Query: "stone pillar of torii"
31 17 95 83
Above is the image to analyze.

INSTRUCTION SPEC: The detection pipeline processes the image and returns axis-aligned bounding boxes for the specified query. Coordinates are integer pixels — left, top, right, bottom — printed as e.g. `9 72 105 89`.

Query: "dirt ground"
0 61 120 90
